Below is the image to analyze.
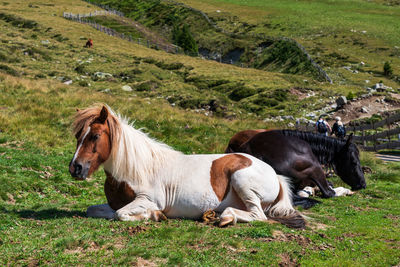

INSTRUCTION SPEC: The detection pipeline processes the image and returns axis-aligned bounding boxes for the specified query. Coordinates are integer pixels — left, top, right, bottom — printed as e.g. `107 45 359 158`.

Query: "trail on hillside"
332 94 400 124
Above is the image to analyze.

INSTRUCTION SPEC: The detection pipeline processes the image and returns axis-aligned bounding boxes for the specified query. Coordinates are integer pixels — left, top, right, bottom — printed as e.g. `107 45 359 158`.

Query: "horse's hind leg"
87 204 115 219
219 206 272 227
219 183 269 227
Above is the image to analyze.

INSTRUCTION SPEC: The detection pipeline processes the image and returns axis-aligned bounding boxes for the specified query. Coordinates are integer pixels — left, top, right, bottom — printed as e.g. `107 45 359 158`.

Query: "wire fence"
63 12 182 54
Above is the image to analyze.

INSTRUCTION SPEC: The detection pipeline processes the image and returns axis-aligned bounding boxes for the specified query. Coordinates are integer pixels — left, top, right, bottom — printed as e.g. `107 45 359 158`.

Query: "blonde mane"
73 105 181 185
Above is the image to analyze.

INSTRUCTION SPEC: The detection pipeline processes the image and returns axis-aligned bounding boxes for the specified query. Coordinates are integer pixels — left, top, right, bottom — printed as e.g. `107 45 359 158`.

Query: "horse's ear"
98 106 108 124
345 133 353 148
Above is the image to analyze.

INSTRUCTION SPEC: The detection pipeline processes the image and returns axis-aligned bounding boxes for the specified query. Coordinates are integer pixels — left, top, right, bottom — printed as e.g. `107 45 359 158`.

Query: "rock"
306 112 316 118
287 122 295 128
63 80 73 85
282 115 294 120
372 83 392 91
336 96 347 108
93 72 113 79
365 80 369 83
121 85 132 92
360 106 369 113
41 40 50 45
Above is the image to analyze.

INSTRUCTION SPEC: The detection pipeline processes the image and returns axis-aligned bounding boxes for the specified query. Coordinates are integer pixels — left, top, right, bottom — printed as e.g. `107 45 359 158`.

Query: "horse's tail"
266 175 306 229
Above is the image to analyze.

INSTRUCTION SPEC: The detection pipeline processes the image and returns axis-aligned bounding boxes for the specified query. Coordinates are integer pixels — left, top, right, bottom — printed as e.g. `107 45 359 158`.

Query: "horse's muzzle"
69 161 89 180
351 182 366 191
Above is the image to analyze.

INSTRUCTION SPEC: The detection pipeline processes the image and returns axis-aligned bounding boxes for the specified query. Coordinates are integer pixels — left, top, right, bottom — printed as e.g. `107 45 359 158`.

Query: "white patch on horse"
297 186 315 198
71 126 91 164
331 186 354 196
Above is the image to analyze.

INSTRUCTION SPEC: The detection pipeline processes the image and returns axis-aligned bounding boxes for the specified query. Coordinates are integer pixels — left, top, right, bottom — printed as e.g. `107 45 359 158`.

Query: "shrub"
136 80 159 91
383 61 393 77
74 64 88 75
0 64 19 76
229 86 256 101
78 80 90 87
0 12 38 29
172 24 198 55
346 91 355 100
156 61 184 70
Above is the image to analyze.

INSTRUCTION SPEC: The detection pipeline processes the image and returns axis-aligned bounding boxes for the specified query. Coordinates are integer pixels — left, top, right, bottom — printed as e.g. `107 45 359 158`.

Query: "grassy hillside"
178 0 400 87
1 0 400 265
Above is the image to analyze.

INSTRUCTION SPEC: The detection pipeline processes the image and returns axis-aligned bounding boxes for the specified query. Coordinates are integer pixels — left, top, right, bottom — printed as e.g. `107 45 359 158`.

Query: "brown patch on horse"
72 105 120 155
210 154 252 201
104 171 136 210
225 129 271 153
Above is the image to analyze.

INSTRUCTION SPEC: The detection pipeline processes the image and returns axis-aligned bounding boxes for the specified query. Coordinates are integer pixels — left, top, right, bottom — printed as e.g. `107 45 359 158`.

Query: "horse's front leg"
115 197 166 222
308 167 336 198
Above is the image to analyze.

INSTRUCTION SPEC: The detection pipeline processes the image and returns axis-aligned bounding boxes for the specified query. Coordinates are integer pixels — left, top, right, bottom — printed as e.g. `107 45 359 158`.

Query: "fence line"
63 12 182 54
75 0 332 82
347 112 400 151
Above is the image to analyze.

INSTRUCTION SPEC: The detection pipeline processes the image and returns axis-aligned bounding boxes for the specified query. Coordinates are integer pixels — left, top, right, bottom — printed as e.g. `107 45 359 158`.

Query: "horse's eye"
92 134 100 141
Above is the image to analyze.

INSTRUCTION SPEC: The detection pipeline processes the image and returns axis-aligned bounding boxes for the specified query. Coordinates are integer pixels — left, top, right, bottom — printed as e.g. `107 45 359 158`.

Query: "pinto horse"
69 105 305 228
226 129 366 208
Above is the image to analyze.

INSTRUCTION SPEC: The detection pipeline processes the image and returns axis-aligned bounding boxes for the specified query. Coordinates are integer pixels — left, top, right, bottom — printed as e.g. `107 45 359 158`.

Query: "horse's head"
334 134 366 191
69 106 112 180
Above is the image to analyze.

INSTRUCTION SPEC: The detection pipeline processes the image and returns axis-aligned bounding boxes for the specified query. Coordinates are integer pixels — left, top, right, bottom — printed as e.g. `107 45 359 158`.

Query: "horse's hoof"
151 210 167 222
219 216 235 227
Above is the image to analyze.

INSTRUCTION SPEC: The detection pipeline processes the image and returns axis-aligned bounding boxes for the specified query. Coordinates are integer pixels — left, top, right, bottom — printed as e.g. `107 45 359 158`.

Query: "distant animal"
69 105 305 228
225 129 366 207
84 39 93 48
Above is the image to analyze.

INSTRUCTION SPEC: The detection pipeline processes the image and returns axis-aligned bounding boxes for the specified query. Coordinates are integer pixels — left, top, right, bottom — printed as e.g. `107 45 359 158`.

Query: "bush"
346 91 355 100
0 64 19 76
74 64 88 75
229 86 256 101
155 61 184 70
172 24 198 55
78 80 90 87
0 12 38 29
136 80 159 91
383 61 393 77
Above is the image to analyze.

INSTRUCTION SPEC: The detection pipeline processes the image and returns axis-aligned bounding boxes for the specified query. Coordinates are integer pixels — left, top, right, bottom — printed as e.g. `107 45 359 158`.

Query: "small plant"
0 64 19 76
346 91 355 100
383 61 393 77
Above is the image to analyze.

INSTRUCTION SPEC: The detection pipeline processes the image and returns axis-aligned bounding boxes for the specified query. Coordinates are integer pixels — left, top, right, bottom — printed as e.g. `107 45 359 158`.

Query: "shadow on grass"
2 207 86 220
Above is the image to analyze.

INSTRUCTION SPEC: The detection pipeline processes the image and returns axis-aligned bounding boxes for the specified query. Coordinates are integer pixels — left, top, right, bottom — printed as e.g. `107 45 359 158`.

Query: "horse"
225 129 366 206
68 105 305 228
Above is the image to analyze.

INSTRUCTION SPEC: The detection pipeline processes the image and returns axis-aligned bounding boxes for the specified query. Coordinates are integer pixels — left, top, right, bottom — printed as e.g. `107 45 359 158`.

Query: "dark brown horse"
225 129 366 206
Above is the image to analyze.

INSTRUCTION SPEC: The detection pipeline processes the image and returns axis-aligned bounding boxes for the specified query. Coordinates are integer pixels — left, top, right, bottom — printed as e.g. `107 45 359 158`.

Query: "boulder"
121 85 133 92
93 72 113 80
360 106 369 113
336 96 347 108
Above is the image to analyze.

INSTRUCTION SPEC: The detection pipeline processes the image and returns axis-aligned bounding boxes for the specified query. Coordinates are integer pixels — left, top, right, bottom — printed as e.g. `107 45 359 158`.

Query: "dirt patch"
261 230 312 247
350 205 379 212
135 257 158 267
278 253 299 267
127 225 148 235
384 214 400 220
289 87 310 100
333 94 400 124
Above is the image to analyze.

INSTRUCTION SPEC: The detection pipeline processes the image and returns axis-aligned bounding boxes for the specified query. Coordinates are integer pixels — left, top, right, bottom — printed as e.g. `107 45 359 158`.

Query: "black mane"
280 130 347 166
